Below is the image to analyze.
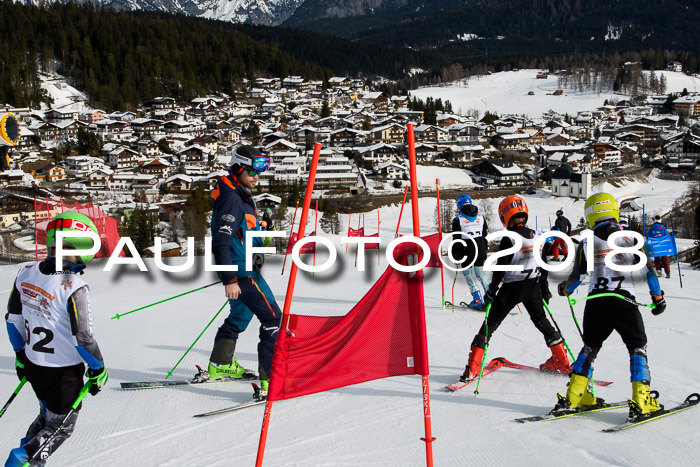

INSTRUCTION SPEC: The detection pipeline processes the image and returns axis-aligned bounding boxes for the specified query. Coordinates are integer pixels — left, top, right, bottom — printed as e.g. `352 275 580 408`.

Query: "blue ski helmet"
456 194 473 211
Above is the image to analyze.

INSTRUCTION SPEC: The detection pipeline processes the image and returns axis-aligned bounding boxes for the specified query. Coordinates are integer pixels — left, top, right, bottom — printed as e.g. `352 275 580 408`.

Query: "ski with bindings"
193 383 268 418
445 358 506 392
120 365 257 390
516 400 629 423
193 400 266 417
602 393 700 432
498 358 613 386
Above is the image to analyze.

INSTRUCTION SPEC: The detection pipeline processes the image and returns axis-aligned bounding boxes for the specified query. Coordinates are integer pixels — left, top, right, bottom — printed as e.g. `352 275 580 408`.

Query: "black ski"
193 383 268 418
120 365 257 390
602 393 700 432
516 399 629 423
193 400 266 417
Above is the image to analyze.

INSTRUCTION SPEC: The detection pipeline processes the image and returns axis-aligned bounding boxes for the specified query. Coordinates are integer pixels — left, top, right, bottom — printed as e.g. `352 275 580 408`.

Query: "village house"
138 158 172 178
358 143 399 164
369 123 404 144
472 158 525 186
373 162 408 179
589 142 622 168
104 145 140 170
132 140 160 157
94 119 132 140
87 167 114 189
672 95 700 118
178 145 210 165
163 174 194 193
63 155 105 177
35 164 66 182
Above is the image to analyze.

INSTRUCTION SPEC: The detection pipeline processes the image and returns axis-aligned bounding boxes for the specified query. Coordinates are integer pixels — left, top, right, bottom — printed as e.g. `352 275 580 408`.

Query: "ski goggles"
251 156 270 172
460 204 478 218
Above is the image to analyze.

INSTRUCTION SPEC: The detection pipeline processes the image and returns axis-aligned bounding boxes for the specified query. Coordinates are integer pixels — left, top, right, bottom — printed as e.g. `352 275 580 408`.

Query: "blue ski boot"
468 291 484 310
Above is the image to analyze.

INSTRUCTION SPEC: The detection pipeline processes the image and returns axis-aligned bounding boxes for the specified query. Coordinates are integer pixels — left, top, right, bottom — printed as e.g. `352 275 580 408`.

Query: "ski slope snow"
1 181 699 466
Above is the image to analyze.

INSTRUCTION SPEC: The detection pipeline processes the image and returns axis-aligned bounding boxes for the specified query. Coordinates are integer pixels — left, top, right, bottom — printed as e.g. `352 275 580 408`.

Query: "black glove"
87 367 108 396
557 281 571 297
252 253 264 271
15 349 26 381
483 287 497 308
541 282 552 304
651 291 666 316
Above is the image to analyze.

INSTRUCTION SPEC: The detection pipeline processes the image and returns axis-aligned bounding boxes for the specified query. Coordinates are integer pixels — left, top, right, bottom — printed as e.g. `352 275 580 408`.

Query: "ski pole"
566 295 583 338
474 302 492 395
568 293 655 310
450 271 458 312
564 296 598 396
111 281 222 320
542 300 575 361
23 380 92 467
0 378 26 419
669 213 683 288
165 300 228 379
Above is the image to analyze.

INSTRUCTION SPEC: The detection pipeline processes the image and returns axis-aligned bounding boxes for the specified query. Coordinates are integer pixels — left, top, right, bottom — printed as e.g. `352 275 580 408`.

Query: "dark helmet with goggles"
230 145 270 176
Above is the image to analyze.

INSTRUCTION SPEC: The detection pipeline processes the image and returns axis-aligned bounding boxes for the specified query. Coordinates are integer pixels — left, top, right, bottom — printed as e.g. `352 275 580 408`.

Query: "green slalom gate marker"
165 300 228 379
111 281 221 320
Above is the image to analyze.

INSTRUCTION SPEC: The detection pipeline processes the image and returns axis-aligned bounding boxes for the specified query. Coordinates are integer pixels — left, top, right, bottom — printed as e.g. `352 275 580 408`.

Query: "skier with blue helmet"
451 193 490 309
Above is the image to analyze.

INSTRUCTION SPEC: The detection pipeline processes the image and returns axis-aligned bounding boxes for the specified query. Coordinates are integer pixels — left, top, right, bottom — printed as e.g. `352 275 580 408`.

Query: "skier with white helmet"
207 145 281 401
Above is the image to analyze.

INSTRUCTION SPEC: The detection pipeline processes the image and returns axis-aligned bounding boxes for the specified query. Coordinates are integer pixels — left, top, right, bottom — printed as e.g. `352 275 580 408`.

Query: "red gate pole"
345 213 352 255
312 199 318 276
407 123 435 467
395 184 409 238
256 143 322 467
377 210 381 266
281 199 300 275
436 178 445 309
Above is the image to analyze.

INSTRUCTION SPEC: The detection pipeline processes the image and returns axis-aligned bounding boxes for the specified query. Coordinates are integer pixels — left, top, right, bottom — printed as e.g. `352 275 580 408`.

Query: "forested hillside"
0 2 439 110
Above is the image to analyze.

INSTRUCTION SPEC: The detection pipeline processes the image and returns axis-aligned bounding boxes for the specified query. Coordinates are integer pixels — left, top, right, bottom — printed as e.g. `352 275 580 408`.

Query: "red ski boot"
539 342 571 373
459 345 485 382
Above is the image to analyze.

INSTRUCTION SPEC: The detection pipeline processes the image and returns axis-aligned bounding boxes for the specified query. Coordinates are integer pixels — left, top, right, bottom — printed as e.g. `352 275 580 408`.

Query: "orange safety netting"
34 197 124 261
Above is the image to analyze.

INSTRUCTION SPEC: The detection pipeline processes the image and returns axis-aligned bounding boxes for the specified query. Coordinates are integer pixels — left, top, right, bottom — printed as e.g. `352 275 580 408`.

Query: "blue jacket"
647 221 668 239
210 169 265 284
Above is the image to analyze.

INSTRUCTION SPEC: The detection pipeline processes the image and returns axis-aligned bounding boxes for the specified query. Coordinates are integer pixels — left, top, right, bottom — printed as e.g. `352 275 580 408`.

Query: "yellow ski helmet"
584 193 619 228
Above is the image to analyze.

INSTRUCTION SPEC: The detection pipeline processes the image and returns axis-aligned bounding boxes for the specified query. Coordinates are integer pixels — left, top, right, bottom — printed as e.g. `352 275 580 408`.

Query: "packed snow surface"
1 177 699 466
412 69 700 118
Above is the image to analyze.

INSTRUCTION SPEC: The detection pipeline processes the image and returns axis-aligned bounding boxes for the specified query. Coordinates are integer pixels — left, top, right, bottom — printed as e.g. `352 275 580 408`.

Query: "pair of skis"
445 357 613 392
120 366 266 417
516 393 700 432
445 357 699 431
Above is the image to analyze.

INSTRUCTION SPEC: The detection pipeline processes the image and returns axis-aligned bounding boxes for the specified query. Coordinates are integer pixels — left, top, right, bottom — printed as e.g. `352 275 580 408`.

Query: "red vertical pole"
436 178 445 309
313 199 318 273
281 200 300 274
33 198 38 261
377 210 381 266
345 213 352 255
256 143 322 467
395 184 409 238
407 123 434 467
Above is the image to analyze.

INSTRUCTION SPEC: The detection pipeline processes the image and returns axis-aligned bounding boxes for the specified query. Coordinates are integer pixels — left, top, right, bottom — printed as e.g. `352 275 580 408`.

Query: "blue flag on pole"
645 234 677 257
